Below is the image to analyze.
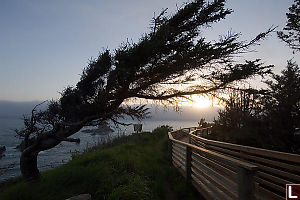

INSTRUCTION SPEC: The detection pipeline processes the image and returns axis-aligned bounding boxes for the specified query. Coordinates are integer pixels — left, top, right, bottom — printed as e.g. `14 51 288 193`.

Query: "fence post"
237 166 257 200
186 145 192 183
168 137 172 163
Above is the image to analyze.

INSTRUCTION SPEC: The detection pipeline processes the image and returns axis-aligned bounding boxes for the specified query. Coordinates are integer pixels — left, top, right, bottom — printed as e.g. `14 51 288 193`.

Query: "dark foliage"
278 0 300 52
263 61 300 149
211 90 268 148
212 61 300 152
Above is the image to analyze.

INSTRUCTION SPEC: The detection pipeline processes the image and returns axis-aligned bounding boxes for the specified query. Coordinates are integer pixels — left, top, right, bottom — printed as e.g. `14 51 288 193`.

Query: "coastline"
0 126 202 200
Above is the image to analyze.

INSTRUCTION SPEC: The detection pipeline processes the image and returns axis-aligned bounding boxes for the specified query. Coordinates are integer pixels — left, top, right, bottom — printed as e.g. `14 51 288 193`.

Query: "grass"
0 126 202 200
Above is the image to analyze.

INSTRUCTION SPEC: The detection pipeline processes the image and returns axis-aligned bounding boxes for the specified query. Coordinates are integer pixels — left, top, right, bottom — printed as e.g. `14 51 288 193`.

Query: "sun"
190 95 213 108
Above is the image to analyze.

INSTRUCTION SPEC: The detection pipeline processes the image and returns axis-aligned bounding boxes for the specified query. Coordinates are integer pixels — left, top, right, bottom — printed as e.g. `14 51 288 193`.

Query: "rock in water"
0 146 5 159
65 194 91 200
81 121 114 135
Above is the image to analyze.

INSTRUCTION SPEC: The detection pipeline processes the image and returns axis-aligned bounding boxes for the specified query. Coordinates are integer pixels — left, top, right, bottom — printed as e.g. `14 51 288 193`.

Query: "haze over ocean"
0 101 219 182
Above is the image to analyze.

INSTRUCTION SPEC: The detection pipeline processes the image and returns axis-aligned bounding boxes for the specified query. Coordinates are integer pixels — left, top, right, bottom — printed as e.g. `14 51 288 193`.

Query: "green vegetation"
0 126 201 200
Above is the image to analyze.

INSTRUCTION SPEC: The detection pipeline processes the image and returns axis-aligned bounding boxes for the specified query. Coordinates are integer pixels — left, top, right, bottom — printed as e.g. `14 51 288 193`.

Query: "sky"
0 0 298 102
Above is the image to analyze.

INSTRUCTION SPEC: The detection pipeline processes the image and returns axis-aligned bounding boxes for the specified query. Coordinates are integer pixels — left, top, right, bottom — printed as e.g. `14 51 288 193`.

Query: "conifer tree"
264 61 300 141
278 0 300 52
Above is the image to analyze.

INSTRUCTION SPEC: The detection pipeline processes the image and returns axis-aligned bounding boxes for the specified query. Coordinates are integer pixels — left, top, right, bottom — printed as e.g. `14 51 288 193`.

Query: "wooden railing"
168 127 300 200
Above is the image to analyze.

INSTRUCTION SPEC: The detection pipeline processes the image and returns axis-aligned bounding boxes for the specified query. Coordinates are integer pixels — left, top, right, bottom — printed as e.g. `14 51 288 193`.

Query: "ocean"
0 116 198 182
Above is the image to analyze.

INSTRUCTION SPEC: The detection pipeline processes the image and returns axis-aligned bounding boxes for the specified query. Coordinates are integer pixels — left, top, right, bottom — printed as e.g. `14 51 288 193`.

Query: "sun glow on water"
123 94 223 108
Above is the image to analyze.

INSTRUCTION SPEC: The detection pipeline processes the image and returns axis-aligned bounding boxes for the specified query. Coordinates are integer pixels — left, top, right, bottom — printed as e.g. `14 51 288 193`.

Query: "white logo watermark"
286 184 300 200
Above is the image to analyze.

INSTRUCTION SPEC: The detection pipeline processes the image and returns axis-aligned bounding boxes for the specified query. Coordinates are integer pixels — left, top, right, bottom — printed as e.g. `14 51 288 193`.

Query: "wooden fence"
168 127 300 200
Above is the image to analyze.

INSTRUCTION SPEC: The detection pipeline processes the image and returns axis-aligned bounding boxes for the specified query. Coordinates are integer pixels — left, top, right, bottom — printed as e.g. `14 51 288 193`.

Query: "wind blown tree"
278 0 300 52
17 0 273 180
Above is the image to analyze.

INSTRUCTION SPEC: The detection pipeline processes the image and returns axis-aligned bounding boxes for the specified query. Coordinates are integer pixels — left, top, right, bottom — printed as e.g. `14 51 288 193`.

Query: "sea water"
0 116 197 182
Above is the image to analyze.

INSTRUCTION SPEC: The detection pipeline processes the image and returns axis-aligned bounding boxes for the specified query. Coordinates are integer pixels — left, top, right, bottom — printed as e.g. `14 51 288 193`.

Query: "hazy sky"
0 0 298 102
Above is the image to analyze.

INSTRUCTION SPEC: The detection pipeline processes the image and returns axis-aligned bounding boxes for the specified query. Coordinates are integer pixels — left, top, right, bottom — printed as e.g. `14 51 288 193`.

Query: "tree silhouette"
17 0 273 180
212 61 300 152
263 61 300 148
278 0 300 52
216 90 261 130
210 89 269 147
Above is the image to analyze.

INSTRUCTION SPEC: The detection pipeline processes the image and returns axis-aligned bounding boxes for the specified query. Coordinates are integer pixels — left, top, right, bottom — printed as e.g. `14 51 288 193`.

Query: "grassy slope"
0 126 202 200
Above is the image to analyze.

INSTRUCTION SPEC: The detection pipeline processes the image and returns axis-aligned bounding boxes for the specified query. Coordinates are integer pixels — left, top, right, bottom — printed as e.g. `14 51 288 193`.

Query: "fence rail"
168 127 300 200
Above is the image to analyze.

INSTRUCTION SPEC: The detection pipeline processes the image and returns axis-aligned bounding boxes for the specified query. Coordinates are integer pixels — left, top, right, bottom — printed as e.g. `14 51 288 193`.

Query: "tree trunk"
19 124 85 181
20 150 40 181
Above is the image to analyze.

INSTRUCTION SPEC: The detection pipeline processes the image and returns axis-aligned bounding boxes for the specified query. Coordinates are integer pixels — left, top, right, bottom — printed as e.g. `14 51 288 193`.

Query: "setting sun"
183 95 218 108
191 96 212 108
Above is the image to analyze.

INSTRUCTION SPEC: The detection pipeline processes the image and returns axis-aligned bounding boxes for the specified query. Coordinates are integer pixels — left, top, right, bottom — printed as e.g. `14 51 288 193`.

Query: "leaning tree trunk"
19 123 85 181
20 150 40 180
